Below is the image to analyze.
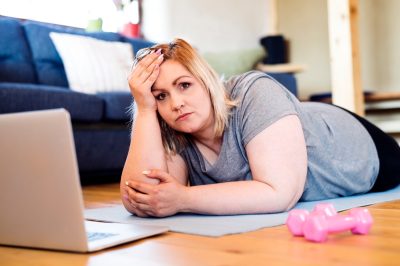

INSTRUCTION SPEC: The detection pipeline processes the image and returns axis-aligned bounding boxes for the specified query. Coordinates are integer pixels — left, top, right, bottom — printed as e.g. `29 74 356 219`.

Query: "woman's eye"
155 93 166 101
180 82 191 89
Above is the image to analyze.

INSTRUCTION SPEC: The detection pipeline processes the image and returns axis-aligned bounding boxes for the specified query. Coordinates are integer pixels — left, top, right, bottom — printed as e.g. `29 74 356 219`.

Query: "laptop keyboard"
87 232 118 242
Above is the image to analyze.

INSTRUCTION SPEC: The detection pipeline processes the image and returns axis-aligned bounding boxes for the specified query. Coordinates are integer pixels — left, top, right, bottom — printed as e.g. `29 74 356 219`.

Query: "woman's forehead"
155 60 193 85
159 59 187 71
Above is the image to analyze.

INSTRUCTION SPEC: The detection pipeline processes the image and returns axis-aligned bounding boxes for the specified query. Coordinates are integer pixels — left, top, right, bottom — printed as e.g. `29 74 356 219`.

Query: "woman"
121 38 400 217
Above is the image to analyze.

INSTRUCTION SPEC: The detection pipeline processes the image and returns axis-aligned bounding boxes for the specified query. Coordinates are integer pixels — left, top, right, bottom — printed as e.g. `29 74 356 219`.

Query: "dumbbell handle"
322 215 357 233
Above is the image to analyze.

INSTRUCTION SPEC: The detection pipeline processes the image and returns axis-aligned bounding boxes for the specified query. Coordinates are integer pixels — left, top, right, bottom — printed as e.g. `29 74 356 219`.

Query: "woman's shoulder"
224 70 291 101
223 71 271 98
224 70 267 89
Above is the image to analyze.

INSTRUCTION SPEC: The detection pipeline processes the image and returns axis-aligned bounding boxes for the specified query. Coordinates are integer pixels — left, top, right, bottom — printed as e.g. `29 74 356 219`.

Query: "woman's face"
152 59 214 137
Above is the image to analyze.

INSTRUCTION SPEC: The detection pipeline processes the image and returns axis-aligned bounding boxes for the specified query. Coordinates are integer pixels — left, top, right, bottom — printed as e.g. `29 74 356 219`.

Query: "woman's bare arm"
120 51 187 215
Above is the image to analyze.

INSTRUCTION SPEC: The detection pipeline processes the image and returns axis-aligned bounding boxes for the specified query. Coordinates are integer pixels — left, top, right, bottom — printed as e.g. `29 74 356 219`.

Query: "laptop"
0 109 168 252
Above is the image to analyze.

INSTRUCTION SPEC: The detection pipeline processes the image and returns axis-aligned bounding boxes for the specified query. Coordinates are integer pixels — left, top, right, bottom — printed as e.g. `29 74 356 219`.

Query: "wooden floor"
1 183 400 266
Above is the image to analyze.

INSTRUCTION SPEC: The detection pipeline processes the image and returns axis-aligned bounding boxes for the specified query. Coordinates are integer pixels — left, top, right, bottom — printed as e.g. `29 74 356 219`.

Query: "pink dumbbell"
286 203 338 236
302 208 373 242
286 204 373 242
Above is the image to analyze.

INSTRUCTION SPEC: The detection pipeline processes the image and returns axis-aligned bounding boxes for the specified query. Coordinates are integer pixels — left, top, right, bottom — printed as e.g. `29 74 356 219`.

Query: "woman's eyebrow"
152 75 192 92
172 75 191 86
151 87 163 92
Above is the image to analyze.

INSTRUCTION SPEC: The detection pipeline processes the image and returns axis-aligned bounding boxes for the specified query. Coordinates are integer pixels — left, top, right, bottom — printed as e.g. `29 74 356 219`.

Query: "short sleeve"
234 74 299 146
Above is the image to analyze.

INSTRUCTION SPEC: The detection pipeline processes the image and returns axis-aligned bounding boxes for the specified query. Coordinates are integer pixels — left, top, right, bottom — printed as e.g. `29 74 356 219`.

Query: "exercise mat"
84 185 400 237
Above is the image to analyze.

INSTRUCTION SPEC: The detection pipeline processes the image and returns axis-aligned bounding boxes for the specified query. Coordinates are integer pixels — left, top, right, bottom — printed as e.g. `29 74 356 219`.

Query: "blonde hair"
132 38 235 154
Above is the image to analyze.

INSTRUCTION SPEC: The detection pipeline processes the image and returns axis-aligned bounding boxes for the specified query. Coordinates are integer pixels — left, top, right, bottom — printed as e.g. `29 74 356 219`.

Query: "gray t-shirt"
180 71 379 201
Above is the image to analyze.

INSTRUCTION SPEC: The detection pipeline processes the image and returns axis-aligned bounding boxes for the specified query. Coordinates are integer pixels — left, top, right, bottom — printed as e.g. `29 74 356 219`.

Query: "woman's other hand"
124 169 188 217
128 49 164 111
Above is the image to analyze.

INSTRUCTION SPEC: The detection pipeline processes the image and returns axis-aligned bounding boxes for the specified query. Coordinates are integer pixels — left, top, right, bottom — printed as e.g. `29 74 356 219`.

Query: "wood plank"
307 91 400 104
327 0 365 115
365 91 400 102
266 0 278 35
256 62 306 73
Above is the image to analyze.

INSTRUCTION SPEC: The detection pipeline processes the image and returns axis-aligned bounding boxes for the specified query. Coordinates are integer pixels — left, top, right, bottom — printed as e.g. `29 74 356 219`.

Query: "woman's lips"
176 112 192 121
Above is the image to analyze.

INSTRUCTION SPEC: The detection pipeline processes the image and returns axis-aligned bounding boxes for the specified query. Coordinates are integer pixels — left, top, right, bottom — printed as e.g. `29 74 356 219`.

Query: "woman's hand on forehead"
128 49 164 111
135 49 163 72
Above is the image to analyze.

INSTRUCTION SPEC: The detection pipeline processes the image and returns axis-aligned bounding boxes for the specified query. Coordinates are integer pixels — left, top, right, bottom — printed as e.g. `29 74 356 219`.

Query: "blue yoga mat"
84 185 400 237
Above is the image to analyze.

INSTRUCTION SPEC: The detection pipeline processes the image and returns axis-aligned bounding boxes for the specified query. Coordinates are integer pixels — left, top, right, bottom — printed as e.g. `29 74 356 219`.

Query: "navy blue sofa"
0 17 155 183
0 16 298 184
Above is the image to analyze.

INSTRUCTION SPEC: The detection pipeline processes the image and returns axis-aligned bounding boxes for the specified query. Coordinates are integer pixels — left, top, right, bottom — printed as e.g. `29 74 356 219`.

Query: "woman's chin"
172 125 198 134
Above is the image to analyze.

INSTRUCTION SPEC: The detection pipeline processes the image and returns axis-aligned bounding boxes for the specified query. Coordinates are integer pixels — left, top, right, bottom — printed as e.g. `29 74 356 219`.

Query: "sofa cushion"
0 83 104 122
49 32 133 94
23 21 122 88
0 18 37 83
203 48 265 78
96 92 133 121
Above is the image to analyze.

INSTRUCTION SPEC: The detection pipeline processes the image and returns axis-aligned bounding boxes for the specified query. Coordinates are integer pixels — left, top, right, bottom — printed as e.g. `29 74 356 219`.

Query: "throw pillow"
49 32 133 94
202 48 265 78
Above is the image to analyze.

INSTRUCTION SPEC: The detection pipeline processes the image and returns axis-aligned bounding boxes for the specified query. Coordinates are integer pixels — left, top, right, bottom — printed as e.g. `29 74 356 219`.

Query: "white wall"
372 0 400 92
277 0 330 99
278 0 400 99
359 0 377 92
141 0 271 53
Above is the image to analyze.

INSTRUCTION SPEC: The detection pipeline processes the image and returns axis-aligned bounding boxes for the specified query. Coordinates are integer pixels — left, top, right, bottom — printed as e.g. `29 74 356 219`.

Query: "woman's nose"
171 95 184 110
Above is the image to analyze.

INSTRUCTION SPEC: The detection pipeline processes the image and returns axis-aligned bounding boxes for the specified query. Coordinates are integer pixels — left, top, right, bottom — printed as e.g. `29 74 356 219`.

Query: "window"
0 0 140 32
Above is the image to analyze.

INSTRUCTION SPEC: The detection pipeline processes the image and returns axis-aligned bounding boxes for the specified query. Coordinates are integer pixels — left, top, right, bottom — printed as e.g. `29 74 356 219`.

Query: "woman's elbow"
121 198 135 214
272 183 305 213
282 186 304 212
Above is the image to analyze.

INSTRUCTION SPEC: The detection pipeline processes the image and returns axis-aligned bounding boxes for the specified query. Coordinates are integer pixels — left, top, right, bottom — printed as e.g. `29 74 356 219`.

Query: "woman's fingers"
143 169 173 182
142 63 160 88
131 206 149 217
137 49 158 68
140 54 163 76
125 189 157 216
126 180 153 194
124 181 162 216
129 52 163 93
135 51 163 80
125 184 151 204
136 203 153 212
128 51 163 110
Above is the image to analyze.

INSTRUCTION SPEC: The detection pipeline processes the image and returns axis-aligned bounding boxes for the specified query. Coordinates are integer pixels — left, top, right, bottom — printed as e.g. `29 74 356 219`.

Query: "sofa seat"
97 92 133 121
0 82 104 122
73 129 130 172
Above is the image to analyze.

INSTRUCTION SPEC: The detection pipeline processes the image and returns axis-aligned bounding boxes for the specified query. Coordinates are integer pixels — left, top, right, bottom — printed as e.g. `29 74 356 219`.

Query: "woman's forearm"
181 180 296 215
121 110 167 185
121 110 168 214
